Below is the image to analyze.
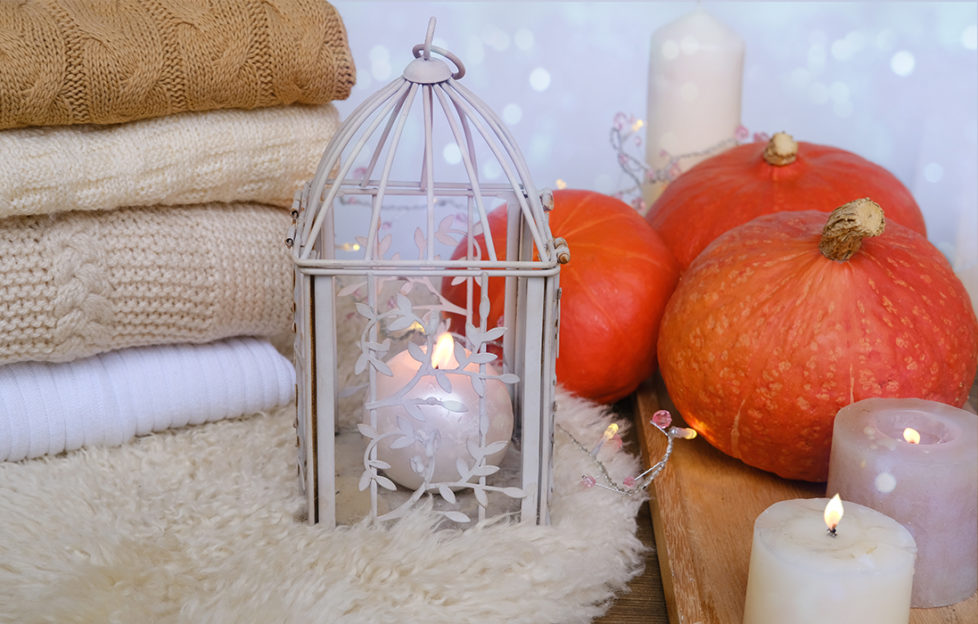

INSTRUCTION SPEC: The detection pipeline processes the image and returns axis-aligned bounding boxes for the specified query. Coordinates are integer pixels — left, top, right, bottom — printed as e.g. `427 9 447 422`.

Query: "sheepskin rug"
0 391 647 624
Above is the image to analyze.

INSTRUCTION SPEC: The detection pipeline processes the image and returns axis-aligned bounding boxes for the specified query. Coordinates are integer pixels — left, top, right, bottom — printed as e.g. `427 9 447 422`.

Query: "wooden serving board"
634 378 977 624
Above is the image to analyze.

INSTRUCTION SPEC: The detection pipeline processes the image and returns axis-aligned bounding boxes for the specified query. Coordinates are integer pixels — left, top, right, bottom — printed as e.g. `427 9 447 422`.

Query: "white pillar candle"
743 497 916 624
826 397 978 607
368 333 513 490
643 9 745 206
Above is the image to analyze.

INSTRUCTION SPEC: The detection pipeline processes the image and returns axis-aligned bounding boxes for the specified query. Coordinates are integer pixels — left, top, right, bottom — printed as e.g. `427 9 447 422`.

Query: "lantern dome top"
292 17 561 269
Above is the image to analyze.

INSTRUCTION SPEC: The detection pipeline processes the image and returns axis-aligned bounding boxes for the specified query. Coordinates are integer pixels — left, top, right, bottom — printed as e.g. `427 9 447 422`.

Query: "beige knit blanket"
0 203 293 365
0 0 355 130
0 104 340 218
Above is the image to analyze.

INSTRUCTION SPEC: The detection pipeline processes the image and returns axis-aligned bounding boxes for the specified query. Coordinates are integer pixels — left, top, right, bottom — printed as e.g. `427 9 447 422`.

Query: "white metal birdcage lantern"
290 18 566 527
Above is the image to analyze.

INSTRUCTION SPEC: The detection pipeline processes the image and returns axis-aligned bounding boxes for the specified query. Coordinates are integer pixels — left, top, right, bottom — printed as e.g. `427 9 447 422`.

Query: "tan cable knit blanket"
0 0 355 130
0 203 293 365
0 104 339 218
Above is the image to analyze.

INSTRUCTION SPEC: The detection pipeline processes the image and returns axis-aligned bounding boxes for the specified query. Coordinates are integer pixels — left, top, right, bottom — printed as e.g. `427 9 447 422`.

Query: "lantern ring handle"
411 43 466 80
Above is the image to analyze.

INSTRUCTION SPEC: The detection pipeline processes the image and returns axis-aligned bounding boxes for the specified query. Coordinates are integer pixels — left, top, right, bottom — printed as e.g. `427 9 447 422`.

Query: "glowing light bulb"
903 427 920 445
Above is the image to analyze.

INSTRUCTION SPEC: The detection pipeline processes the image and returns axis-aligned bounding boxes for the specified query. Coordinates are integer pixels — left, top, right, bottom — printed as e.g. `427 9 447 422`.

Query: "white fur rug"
0 391 646 624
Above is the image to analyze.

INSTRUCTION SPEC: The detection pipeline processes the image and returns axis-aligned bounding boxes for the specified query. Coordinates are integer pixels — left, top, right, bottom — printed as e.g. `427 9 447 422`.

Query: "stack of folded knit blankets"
0 0 356 461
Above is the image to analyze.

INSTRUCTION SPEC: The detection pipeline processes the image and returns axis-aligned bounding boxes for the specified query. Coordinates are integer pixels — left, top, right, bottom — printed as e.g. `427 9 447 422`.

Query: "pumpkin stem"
762 132 798 166
819 198 886 262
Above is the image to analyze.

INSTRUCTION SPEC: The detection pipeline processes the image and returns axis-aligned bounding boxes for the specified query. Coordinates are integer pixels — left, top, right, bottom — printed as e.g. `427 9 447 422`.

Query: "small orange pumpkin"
658 199 978 481
647 132 929 269
442 189 679 404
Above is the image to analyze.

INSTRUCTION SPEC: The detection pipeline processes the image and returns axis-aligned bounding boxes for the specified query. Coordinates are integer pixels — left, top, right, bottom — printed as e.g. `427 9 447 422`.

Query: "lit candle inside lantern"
827 397 978 607
743 496 916 624
643 9 745 205
368 333 514 490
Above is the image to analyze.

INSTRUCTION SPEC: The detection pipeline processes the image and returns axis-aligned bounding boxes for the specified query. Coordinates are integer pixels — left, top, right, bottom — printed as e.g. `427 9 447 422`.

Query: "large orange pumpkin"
658 199 978 482
647 132 928 269
442 189 679 404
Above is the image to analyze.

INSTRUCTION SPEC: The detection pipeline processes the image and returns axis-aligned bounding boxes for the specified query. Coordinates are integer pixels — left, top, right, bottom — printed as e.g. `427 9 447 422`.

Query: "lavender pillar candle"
826 397 978 607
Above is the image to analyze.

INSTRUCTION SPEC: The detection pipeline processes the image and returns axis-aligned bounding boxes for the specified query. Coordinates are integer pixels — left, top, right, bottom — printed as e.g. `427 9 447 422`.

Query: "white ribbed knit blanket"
0 337 295 461
0 104 339 217
0 203 293 365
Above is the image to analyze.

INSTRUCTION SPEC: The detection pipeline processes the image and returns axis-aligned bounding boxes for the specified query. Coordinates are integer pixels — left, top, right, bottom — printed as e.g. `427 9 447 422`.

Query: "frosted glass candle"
827 398 978 607
644 9 744 204
368 335 513 490
743 497 916 624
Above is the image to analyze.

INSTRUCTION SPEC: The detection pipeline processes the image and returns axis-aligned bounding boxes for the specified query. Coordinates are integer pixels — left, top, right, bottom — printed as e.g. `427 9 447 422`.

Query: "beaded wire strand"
558 409 696 496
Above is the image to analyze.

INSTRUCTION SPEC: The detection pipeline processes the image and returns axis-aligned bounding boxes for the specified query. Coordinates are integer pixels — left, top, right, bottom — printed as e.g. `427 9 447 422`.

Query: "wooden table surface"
610 378 978 624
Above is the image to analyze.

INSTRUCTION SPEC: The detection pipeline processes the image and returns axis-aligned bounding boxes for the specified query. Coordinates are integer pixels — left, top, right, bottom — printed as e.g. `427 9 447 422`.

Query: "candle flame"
602 423 619 441
824 494 844 533
903 427 921 444
631 118 645 132
431 333 455 369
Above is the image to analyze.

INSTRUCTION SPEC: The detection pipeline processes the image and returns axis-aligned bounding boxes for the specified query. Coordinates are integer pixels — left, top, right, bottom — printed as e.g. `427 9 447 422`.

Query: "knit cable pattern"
0 203 294 364
0 0 356 129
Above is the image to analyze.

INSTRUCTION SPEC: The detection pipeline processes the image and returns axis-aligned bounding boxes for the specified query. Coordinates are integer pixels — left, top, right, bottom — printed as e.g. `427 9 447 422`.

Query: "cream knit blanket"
0 0 355 129
0 104 339 218
0 203 293 365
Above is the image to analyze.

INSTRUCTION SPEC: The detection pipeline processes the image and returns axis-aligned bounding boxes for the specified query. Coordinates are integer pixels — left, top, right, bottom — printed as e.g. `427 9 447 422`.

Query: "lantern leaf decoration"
646 132 929 269
657 199 978 482
290 18 564 527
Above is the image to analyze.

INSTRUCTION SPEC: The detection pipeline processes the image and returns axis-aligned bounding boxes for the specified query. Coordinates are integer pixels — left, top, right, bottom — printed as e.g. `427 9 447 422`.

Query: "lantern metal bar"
366 271 380 519
364 83 420 261
294 261 559 275
453 97 480 178
517 276 546 523
431 83 499 264
442 85 543 255
455 104 481 322
500 198 522 372
304 77 403 207
451 79 547 226
295 272 316 515
333 180 518 195
302 79 413 258
300 76 405 239
453 89 551 269
442 86 486 271
312 275 339 526
538 272 560 524
421 82 436 261
440 82 548 260
357 82 417 188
